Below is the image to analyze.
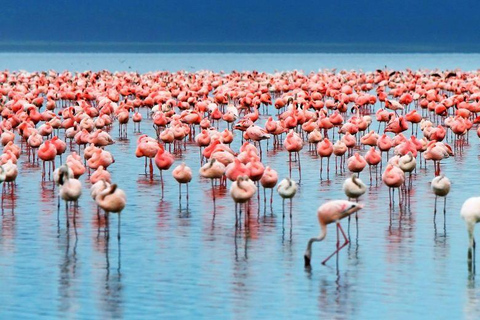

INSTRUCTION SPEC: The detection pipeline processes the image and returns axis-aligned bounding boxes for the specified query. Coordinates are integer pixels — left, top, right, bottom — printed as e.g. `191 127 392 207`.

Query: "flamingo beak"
343 203 363 215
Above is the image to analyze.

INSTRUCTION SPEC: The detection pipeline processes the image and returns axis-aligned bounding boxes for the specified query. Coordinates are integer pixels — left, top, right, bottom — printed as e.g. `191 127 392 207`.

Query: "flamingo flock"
0 68 480 269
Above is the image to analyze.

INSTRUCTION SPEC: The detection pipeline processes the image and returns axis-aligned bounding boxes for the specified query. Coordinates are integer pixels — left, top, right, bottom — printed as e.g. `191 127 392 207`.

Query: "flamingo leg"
211 179 216 203
289 153 292 178
289 199 293 219
235 203 238 227
65 201 69 228
263 187 266 208
469 239 476 273
73 202 77 226
297 152 301 181
160 170 164 199
443 196 446 215
270 188 273 208
118 213 121 240
322 222 349 265
320 157 323 180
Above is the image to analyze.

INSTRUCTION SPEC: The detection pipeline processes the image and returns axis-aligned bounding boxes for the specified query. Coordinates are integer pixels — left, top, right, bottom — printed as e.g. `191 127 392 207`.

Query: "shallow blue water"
2 52 480 73
1 54 480 319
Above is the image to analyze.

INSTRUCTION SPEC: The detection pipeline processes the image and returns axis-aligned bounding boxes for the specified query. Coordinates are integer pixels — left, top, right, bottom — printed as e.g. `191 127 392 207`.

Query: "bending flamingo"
304 200 363 267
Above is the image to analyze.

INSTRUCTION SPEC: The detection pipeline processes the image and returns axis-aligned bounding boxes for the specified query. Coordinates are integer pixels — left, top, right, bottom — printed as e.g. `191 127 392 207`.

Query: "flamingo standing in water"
172 163 192 202
431 174 451 215
58 165 82 227
91 179 110 218
95 183 127 239
230 176 257 225
38 140 57 180
260 166 278 208
343 174 366 202
199 158 226 206
317 138 333 180
283 130 303 179
155 143 174 198
398 152 416 190
460 197 480 271
277 178 297 218
53 164 74 209
365 147 381 182
343 174 367 227
3 160 18 194
304 200 363 267
382 164 405 206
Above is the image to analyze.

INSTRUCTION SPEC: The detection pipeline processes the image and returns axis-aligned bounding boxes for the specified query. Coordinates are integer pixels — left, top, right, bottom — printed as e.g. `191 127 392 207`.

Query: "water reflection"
386 204 416 265
465 278 480 320
313 269 356 318
1 205 16 250
97 213 123 318
282 216 293 244
101 231 123 318
58 226 78 314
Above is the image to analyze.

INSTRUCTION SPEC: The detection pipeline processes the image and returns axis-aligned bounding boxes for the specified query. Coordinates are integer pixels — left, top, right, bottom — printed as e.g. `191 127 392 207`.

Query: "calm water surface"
1 54 480 319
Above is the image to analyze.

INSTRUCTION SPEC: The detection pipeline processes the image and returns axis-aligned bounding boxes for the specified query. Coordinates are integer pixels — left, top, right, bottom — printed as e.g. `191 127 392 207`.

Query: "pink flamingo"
95 184 127 239
90 166 112 184
133 111 142 132
283 130 303 179
260 166 278 208
317 138 333 179
154 144 174 198
332 140 347 173
304 200 363 267
382 164 405 206
365 147 382 182
230 176 257 225
38 140 57 180
347 152 367 176
172 162 192 202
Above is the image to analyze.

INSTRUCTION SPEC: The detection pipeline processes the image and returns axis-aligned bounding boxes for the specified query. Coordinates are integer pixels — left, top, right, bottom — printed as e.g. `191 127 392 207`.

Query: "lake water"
1 53 480 319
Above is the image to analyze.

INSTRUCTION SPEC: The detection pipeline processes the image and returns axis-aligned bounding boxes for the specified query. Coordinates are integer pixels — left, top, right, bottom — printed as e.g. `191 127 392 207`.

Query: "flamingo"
398 152 416 189
382 164 405 206
277 178 297 218
38 140 57 180
95 184 127 239
58 165 82 227
304 200 363 267
317 138 333 179
155 143 174 198
343 174 366 202
283 130 303 179
172 163 192 202
461 197 480 271
230 176 257 225
199 158 226 205
260 166 278 208
431 174 451 215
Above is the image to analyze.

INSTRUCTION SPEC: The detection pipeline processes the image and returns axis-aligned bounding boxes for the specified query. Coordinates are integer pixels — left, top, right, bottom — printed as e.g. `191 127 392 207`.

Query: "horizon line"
1 41 480 54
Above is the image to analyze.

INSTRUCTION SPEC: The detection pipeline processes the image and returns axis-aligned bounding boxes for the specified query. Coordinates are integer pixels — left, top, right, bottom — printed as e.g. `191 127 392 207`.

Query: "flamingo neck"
352 175 361 188
304 222 327 265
